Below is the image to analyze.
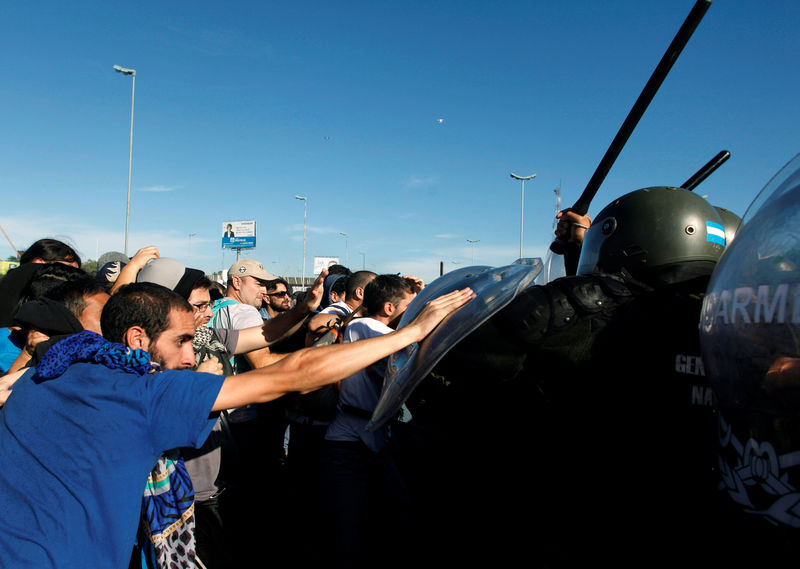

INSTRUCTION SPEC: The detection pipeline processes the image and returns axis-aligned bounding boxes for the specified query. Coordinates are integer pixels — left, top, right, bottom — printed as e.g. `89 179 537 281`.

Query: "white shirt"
324 317 392 452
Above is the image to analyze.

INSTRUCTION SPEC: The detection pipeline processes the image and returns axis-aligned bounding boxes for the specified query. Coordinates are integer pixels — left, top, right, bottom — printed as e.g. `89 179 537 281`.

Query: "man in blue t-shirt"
0 277 474 568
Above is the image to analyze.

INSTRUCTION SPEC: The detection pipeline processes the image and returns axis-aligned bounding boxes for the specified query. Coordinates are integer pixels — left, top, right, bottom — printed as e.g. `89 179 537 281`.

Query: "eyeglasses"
191 302 212 312
267 291 289 298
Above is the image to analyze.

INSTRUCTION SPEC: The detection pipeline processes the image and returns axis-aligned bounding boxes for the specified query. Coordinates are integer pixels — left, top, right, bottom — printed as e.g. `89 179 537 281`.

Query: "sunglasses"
267 291 289 298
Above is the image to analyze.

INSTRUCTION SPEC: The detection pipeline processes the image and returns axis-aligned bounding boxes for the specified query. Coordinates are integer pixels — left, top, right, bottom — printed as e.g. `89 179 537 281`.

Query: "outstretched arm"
212 287 474 411
233 270 327 354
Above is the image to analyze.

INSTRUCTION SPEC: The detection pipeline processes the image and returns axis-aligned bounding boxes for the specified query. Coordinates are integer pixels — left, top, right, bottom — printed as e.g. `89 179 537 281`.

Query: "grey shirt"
181 326 240 501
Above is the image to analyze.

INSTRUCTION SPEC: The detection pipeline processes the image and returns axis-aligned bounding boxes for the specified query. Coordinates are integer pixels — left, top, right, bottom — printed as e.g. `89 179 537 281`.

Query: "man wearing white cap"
210 259 277 340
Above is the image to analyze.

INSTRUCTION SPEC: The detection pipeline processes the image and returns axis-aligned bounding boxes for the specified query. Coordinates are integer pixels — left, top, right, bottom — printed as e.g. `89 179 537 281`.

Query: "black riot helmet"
577 186 728 280
699 153 800 532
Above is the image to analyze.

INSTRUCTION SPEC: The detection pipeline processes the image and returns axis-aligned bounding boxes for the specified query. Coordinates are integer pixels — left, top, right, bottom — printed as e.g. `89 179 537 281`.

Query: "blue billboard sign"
222 220 256 249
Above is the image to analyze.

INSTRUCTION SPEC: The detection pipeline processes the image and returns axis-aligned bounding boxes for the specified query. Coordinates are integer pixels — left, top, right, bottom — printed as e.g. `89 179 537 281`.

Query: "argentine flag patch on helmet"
706 221 726 246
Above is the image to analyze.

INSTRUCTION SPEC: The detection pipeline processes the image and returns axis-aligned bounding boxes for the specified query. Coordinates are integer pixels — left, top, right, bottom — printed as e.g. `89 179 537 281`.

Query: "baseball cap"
228 259 276 282
136 257 206 300
96 260 127 284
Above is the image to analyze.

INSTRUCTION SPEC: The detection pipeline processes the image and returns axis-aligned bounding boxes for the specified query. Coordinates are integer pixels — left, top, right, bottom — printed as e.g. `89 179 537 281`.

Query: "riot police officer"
388 186 739 566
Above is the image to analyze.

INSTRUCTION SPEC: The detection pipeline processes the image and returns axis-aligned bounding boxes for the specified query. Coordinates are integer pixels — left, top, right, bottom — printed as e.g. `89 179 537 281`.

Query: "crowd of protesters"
0 238 475 569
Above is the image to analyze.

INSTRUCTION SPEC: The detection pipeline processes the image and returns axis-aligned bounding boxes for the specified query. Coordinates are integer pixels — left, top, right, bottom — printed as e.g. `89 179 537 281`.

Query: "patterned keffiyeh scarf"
191 326 228 366
38 331 197 569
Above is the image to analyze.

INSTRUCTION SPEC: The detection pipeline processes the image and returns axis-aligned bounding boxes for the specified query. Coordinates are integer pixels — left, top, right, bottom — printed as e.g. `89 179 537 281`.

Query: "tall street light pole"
339 232 348 266
114 65 136 256
295 195 307 287
510 172 536 259
188 233 196 264
359 252 365 270
467 238 480 264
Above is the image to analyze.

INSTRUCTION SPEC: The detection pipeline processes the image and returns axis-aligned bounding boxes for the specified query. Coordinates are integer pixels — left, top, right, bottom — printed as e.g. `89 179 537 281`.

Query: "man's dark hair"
44 276 107 320
266 277 291 294
327 264 352 276
101 282 192 344
20 239 82 268
363 274 413 317
189 276 214 297
346 270 377 300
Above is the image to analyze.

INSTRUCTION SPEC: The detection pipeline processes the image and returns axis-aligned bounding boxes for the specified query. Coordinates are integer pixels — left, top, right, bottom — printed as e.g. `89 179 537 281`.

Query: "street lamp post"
510 172 536 259
339 232 348 266
188 233 196 264
359 252 365 270
295 195 307 287
114 65 136 256
466 238 480 264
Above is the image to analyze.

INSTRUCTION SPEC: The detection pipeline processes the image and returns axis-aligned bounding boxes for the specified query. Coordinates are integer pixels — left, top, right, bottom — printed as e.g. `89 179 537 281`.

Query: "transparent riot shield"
368 258 542 430
700 152 800 528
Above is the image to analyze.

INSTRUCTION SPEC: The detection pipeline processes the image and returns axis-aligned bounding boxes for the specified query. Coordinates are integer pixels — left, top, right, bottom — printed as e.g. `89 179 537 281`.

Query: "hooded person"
0 238 83 371
319 273 348 311
2 265 98 374
0 276 110 406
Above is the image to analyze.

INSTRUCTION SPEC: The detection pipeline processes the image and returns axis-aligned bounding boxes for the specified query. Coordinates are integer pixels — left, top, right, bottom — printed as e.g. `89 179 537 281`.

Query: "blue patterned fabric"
34 330 153 381
137 451 197 569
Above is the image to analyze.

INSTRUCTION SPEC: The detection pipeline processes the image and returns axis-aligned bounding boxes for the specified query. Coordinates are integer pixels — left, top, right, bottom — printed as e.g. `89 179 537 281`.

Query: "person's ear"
124 325 149 351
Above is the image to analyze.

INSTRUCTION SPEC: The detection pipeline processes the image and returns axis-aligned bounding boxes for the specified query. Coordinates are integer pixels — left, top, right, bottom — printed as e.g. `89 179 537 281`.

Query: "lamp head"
113 65 136 76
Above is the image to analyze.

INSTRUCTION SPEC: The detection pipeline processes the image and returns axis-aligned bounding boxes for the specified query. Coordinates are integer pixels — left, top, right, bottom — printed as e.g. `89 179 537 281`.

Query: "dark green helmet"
713 205 742 245
577 186 727 277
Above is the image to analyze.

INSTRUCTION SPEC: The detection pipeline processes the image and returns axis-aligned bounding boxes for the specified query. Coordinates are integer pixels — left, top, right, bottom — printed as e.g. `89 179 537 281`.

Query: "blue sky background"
1 1 797 284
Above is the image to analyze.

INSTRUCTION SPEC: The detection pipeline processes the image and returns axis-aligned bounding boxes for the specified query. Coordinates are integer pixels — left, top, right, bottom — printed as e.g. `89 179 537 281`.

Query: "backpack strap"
207 298 240 329
333 308 361 344
311 307 361 346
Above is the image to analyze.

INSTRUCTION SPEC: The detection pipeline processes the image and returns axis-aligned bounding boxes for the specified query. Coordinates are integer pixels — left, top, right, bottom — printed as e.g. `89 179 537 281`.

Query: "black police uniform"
399 266 724 566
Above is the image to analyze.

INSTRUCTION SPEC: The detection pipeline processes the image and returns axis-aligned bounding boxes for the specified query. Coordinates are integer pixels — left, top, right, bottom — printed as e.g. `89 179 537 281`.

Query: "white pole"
295 196 308 287
339 232 348 266
467 239 480 264
114 65 136 256
510 173 536 258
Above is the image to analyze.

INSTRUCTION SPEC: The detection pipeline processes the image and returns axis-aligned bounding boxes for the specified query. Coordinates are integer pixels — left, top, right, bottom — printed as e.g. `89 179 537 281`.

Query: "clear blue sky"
1 1 797 284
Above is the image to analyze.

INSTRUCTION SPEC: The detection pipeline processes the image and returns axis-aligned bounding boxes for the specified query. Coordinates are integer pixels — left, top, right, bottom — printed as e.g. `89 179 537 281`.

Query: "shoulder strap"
311 307 361 346
334 309 361 344
207 298 239 328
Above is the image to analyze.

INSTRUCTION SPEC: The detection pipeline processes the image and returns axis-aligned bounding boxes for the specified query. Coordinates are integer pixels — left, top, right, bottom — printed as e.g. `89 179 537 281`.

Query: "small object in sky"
437 118 444 124
324 136 330 140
